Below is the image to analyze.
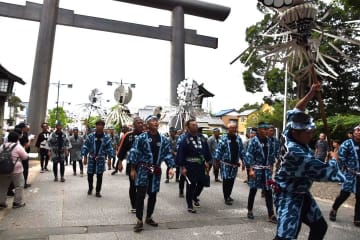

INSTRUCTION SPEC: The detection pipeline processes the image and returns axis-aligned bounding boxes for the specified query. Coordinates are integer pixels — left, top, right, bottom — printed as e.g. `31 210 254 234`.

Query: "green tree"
7 95 24 125
238 0 360 117
48 107 68 128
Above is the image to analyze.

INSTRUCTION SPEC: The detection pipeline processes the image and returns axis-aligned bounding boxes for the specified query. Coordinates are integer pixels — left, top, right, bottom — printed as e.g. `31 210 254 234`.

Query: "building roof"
239 109 257 116
213 109 237 117
0 64 26 85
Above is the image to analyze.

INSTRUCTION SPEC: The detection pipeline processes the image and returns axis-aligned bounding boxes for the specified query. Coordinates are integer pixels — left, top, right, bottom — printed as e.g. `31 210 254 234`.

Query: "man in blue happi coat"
329 124 360 227
246 121 277 223
177 119 212 213
273 83 345 240
214 122 246 205
128 115 175 233
81 119 115 198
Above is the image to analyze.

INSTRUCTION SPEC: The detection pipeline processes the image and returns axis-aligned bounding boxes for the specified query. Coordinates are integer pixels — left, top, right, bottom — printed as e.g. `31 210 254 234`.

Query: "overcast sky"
0 0 266 116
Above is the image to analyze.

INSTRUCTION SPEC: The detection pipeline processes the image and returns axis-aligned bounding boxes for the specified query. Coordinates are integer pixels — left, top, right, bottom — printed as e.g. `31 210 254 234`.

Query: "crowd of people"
0 83 359 239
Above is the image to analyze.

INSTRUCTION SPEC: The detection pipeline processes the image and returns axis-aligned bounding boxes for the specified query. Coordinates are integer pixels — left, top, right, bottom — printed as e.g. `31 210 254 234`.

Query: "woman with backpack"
0 131 29 209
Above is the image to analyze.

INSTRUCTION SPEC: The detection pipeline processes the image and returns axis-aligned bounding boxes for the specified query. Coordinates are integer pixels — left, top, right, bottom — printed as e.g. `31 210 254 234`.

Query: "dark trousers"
22 159 29 184
88 173 103 193
53 161 65 178
223 178 235 200
129 175 136 209
166 166 171 180
40 149 49 170
176 166 180 180
72 160 84 174
135 186 157 221
332 178 360 221
209 163 219 180
186 180 204 209
247 188 274 217
179 174 185 194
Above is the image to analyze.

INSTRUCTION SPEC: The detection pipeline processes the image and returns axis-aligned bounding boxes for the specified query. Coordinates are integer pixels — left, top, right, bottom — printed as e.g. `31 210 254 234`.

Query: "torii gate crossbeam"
0 0 230 135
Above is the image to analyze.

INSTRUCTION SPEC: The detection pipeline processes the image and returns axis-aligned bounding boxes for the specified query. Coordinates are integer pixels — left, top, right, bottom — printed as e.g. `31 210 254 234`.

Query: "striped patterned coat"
214 134 246 179
128 132 174 193
274 135 345 239
246 136 275 189
338 138 359 193
81 133 114 174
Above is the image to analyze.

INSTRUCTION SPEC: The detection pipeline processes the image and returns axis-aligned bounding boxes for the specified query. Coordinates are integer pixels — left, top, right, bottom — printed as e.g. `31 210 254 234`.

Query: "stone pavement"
0 159 359 240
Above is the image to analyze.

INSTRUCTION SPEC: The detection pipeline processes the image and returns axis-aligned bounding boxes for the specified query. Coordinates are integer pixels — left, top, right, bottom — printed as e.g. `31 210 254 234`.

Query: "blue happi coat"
128 132 174 193
274 135 345 239
338 138 359 193
81 132 114 174
246 135 275 189
214 134 246 179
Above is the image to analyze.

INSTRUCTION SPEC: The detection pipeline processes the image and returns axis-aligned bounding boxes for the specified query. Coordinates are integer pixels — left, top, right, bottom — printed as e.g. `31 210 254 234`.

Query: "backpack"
0 143 18 175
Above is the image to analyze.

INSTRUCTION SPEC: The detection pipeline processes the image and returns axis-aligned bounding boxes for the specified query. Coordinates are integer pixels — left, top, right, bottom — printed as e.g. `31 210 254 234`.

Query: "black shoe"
95 192 102 198
60 178 65 182
164 179 169 183
225 199 233 205
0 203 8 210
54 177 58 182
187 208 197 213
329 210 337 222
268 215 277 224
7 191 14 197
179 192 184 198
193 200 200 208
134 220 144 233
24 183 31 189
111 170 117 175
145 218 158 227
354 221 360 227
215 178 222 183
12 202 26 209
176 179 180 182
247 212 254 219
228 197 234 202
87 189 93 195
130 208 136 214
44 168 49 171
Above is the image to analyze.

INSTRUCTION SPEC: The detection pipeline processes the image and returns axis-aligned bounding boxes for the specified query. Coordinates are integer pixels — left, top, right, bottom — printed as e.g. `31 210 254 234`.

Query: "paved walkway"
0 159 358 240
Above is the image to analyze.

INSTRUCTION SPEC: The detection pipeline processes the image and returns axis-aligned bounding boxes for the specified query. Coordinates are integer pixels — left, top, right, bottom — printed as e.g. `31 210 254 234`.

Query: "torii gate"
0 0 230 135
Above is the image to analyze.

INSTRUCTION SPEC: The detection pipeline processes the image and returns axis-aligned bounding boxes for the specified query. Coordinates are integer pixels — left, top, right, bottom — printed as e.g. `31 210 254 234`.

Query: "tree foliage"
47 107 68 128
239 0 360 117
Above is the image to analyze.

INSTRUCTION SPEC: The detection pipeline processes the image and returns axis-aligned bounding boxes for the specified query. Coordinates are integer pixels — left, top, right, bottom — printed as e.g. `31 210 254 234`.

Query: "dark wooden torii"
0 0 230 135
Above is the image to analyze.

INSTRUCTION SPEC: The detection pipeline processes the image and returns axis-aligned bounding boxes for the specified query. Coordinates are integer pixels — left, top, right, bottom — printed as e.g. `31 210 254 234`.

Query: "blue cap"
55 120 62 126
169 127 177 132
257 122 270 129
213 128 220 132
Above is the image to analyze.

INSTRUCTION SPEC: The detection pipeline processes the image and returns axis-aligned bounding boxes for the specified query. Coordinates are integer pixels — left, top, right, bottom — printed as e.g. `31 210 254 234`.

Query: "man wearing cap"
273 83 345 240
81 119 115 197
128 115 175 232
245 121 276 222
68 127 84 176
177 119 212 213
165 127 178 183
329 124 360 227
215 122 246 205
114 117 144 213
47 121 70 182
207 128 221 182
